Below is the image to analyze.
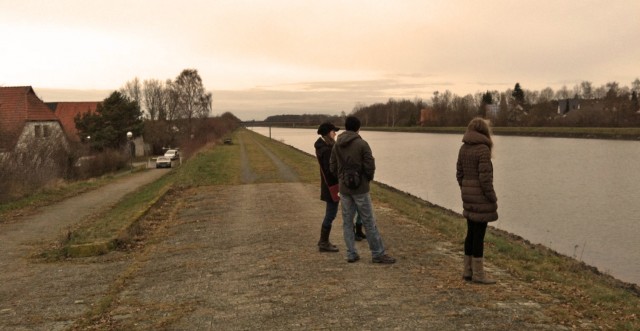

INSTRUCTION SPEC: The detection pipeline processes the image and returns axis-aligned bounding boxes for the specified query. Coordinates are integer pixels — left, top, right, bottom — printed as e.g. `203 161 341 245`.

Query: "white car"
155 156 172 168
164 149 179 160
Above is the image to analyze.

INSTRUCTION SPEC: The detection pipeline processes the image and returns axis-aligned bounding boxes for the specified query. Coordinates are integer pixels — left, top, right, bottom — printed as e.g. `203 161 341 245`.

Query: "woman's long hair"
467 117 494 152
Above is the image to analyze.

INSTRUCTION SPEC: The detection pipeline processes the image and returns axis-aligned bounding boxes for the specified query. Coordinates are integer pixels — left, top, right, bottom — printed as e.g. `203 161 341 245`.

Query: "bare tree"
496 92 509 126
539 87 554 103
174 69 212 123
631 78 640 93
580 81 593 99
605 81 619 99
119 77 142 109
387 98 397 127
164 79 180 122
524 89 539 105
572 84 582 99
555 85 570 99
142 79 165 120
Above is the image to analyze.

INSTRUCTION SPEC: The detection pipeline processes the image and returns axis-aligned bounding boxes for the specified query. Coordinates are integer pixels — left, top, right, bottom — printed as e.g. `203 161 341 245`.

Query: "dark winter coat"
456 130 498 222
329 131 375 195
315 137 339 202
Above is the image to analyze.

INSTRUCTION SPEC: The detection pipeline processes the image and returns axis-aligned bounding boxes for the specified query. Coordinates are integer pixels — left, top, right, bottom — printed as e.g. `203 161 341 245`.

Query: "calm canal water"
249 127 640 285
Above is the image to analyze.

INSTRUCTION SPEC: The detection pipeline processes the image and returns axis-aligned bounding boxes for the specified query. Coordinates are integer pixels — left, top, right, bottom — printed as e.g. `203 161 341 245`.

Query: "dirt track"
0 136 581 330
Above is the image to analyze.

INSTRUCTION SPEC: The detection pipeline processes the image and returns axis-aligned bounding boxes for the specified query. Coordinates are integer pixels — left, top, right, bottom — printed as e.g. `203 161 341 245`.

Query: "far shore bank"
368 126 640 141
256 124 640 141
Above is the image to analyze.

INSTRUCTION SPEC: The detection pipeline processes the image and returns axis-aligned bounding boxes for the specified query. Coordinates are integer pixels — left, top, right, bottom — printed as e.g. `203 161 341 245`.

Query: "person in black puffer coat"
456 117 498 284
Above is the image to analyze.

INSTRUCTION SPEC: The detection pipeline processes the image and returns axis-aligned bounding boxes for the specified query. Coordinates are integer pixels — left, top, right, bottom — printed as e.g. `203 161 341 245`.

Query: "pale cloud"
2 0 639 120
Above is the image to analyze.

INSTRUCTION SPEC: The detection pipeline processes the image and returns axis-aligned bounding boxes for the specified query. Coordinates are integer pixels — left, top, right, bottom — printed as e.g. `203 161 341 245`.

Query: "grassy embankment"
36 128 639 328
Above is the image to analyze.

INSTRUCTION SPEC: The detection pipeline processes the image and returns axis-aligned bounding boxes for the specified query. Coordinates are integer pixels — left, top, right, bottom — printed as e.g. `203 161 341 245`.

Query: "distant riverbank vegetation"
261 80 640 138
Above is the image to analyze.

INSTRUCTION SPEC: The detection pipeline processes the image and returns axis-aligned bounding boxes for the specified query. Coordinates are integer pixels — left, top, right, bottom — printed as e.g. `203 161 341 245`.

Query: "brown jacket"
456 130 498 222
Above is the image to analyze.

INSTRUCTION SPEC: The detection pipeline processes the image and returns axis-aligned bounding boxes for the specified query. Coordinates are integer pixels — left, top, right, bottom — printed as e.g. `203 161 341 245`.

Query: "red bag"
318 158 340 202
328 184 340 202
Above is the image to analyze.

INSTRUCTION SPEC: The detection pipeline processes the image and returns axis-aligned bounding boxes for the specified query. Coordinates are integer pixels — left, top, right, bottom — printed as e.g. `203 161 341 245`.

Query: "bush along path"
0 128 638 330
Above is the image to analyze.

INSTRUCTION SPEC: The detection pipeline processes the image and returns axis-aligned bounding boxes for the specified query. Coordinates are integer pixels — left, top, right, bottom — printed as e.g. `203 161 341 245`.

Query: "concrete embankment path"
0 134 576 330
0 169 169 329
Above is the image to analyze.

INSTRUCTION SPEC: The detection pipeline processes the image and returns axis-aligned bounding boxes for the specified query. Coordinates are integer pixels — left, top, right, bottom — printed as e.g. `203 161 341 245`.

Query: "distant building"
558 99 581 115
419 107 438 126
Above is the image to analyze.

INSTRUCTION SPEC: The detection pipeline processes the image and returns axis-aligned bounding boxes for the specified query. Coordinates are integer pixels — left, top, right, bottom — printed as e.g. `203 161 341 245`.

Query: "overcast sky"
1 0 639 120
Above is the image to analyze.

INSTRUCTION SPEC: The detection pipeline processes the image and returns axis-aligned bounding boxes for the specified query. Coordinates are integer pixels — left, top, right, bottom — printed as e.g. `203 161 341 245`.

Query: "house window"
43 125 50 137
35 125 42 138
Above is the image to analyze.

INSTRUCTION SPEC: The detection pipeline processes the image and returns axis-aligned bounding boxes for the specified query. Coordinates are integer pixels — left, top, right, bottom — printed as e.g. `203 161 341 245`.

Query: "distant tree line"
262 113 344 127
265 79 640 128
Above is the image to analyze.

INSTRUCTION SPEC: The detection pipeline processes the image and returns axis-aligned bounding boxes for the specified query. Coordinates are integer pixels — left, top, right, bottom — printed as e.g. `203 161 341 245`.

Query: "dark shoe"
347 255 360 263
354 224 367 241
318 241 339 252
318 227 339 252
372 254 396 264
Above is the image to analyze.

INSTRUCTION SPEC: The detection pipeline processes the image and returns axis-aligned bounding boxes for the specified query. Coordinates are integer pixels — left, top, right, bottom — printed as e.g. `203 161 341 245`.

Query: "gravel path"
0 169 168 330
0 139 579 330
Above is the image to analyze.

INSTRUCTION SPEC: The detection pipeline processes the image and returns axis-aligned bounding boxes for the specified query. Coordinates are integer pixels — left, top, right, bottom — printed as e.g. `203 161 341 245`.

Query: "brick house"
46 101 99 143
0 86 68 155
419 107 439 126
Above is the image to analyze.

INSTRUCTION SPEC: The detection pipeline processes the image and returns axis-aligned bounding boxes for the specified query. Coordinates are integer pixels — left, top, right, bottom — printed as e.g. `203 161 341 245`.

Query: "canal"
250 127 640 285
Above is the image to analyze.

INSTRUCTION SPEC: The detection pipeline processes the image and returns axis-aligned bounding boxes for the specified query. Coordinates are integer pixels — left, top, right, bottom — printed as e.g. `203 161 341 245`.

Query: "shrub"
71 149 129 180
0 138 72 203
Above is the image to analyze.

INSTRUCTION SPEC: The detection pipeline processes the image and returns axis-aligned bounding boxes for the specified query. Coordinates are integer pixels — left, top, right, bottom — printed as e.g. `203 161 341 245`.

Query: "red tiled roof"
50 102 100 142
0 86 59 150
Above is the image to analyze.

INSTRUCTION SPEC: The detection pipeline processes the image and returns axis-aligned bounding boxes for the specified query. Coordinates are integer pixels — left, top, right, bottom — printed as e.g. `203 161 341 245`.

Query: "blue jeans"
341 192 385 259
322 200 339 229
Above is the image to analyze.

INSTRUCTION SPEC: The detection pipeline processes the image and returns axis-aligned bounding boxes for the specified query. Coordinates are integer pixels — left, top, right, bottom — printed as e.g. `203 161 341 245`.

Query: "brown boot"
471 257 496 284
462 255 472 281
318 227 339 252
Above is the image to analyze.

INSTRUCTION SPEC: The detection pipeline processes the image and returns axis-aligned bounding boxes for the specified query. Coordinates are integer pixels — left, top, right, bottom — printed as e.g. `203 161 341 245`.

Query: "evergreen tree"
482 91 493 105
478 91 493 118
512 83 525 105
75 91 144 151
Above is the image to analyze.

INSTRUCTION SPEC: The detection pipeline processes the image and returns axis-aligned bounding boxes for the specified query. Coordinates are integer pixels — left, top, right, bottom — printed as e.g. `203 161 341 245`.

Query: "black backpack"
336 146 362 190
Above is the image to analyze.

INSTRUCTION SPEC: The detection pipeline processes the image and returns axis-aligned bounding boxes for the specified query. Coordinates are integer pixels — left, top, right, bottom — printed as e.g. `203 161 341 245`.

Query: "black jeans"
464 219 488 258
